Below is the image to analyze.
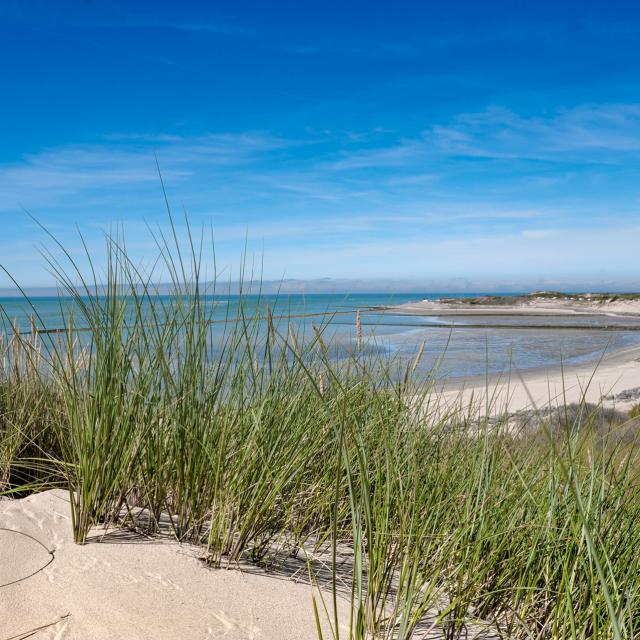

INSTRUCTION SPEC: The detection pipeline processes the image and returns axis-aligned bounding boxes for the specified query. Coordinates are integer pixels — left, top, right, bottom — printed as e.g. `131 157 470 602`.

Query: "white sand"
0 490 344 640
0 493 499 640
434 343 640 416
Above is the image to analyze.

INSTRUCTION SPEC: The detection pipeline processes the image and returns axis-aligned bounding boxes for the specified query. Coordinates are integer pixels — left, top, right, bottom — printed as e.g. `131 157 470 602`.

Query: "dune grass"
1 223 640 639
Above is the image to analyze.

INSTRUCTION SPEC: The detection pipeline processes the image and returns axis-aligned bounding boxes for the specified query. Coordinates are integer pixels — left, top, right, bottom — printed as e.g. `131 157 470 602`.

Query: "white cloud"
323 103 640 173
428 104 640 160
521 229 558 239
2 108 640 286
251 225 640 280
0 132 294 211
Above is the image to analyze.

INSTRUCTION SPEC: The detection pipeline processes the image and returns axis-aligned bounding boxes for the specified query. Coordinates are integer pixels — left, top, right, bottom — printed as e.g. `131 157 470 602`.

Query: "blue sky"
1 0 640 289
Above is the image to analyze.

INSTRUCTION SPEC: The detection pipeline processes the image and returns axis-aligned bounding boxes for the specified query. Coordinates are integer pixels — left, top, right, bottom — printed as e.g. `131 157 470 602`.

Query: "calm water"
1 293 639 379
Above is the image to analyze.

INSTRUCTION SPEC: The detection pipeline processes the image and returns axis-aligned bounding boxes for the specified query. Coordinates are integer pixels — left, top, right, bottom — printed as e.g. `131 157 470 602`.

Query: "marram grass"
1 223 639 639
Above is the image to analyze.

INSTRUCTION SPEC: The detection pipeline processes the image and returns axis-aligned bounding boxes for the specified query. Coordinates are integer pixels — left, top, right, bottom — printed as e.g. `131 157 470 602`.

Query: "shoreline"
432 337 640 415
385 298 640 414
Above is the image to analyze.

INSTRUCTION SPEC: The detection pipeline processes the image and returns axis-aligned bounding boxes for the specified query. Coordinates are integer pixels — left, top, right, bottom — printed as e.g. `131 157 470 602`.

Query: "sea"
2 292 640 380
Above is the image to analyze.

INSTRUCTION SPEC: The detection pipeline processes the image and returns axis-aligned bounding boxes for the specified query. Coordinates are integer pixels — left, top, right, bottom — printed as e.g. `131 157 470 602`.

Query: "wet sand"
430 342 640 417
389 297 640 415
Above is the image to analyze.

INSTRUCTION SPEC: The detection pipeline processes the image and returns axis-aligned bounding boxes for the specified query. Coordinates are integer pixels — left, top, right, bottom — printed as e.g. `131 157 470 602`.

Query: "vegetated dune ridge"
390 291 640 316
0 490 344 640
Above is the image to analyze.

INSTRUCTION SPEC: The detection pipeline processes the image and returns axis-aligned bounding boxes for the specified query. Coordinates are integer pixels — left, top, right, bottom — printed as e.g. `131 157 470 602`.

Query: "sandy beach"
390 296 640 415
433 342 640 417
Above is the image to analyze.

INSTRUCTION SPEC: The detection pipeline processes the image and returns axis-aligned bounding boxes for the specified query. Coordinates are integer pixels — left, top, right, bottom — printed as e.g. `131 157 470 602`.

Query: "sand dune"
0 490 342 640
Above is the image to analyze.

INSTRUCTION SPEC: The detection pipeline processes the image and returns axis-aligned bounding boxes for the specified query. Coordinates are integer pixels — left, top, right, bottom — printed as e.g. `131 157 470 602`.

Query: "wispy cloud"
0 132 294 210
173 22 257 38
521 229 559 239
2 102 640 285
324 140 428 171
323 103 640 173
429 104 640 160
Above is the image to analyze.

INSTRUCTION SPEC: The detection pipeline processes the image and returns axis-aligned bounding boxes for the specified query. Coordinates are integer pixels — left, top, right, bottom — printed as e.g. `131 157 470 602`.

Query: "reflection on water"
1 293 639 380
352 312 640 378
365 324 638 379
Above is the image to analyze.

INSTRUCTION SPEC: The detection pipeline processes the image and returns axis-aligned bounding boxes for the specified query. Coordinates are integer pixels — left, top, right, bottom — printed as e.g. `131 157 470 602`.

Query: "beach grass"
1 223 640 638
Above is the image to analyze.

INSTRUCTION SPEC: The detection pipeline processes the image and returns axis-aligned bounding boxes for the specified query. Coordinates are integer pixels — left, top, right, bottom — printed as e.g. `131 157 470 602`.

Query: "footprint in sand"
45 553 110 583
206 610 260 639
143 570 184 591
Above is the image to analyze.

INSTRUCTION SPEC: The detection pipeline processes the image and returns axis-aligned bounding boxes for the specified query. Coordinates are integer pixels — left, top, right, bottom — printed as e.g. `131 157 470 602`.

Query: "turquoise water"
1 293 639 379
